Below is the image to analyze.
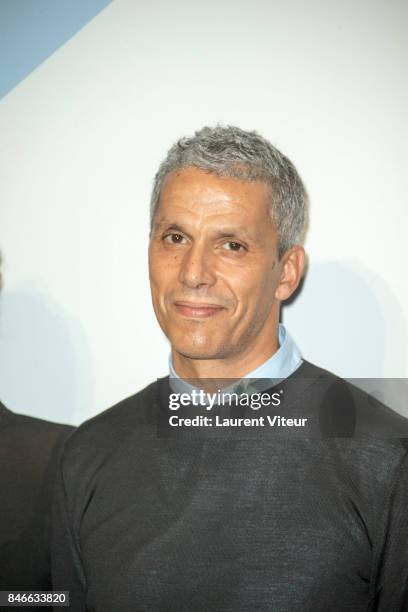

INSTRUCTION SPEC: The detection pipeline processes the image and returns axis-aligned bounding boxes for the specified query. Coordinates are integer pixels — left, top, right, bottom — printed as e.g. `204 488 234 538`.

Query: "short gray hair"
150 125 308 258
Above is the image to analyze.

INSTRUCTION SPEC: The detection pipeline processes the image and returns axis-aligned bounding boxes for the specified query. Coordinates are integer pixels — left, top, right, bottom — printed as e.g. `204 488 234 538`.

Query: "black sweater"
0 402 73 599
51 361 408 611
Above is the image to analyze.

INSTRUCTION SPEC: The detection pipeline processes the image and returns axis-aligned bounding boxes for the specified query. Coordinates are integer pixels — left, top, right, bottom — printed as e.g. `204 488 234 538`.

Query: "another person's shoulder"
0 400 73 454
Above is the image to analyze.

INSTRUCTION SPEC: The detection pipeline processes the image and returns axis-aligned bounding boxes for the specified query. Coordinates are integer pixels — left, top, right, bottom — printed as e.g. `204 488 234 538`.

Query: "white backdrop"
0 0 407 425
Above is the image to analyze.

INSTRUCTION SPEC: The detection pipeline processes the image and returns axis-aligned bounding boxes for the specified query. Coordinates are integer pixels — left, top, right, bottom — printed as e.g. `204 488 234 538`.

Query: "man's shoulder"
299 360 408 451
62 378 164 460
83 377 163 430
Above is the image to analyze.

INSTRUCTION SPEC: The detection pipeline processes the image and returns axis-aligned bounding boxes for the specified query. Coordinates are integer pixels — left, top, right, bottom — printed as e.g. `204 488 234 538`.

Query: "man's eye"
223 241 246 252
163 233 186 244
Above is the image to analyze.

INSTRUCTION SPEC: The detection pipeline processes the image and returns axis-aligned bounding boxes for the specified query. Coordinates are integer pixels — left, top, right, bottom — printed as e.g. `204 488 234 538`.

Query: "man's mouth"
173 301 225 319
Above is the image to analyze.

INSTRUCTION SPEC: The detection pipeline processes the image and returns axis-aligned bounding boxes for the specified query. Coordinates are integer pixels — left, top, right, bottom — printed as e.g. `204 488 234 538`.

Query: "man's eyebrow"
152 221 263 243
152 221 186 234
214 227 263 243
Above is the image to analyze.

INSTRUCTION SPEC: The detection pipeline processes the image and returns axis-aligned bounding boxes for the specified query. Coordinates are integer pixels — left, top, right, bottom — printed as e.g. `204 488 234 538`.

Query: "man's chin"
171 341 226 361
174 348 218 360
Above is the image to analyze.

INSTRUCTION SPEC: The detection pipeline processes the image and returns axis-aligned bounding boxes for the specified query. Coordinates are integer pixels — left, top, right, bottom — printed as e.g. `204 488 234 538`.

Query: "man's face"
148 167 283 361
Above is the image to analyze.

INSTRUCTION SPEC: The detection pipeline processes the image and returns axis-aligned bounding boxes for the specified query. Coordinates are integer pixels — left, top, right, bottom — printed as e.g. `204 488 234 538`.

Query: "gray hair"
150 125 308 258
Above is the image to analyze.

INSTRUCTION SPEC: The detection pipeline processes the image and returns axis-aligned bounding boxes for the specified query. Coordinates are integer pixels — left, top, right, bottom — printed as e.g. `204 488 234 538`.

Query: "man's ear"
274 246 306 301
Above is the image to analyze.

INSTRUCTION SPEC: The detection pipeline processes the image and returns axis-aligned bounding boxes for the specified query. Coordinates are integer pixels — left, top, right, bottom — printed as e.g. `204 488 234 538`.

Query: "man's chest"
77 442 374 611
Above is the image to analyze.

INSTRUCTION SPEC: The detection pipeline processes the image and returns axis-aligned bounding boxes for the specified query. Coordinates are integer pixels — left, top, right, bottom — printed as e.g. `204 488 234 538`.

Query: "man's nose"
178 243 217 289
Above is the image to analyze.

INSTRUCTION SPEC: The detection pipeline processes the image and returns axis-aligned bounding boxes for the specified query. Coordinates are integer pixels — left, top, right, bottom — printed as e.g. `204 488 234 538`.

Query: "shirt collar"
169 323 302 395
244 324 302 381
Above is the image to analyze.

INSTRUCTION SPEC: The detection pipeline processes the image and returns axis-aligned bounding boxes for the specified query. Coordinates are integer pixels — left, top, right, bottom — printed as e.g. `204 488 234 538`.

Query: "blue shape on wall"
0 0 112 99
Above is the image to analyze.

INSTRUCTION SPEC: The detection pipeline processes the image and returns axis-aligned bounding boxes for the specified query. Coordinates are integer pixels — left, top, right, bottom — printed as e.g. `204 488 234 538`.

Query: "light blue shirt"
169 324 302 396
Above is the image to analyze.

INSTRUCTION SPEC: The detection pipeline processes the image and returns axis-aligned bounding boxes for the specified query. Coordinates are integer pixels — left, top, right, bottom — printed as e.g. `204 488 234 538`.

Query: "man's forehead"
160 167 272 203
154 167 275 240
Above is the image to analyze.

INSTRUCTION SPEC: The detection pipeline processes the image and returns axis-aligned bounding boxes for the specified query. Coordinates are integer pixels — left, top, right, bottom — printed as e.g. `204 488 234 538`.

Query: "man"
52 126 408 611
0 402 72 596
0 404 73 612
0 257 73 608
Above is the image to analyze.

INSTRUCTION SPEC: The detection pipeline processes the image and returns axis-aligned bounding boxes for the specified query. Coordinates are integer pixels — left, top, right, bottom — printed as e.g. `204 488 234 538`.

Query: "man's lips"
173 301 225 318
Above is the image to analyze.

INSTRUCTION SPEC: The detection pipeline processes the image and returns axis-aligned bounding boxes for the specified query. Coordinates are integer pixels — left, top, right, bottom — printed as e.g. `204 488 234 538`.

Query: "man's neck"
171 334 280 380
